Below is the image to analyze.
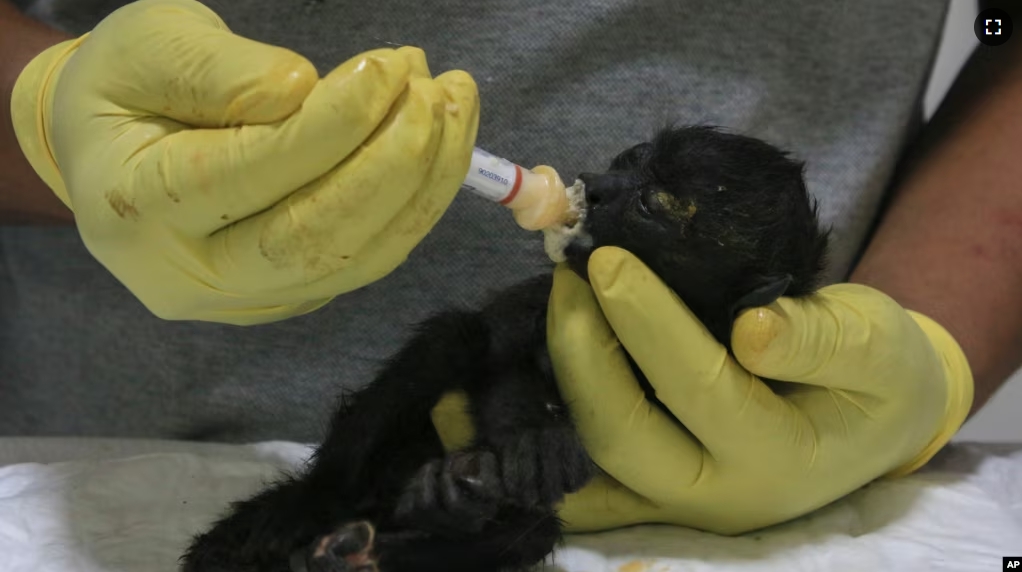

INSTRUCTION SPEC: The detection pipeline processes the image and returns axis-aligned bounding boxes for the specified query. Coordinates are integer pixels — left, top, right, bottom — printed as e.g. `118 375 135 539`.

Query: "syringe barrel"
460 147 574 231
459 147 525 204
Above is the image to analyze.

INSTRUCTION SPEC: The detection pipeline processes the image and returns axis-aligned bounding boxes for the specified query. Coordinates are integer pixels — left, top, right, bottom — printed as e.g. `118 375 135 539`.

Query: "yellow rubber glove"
10 0 478 325
432 247 973 536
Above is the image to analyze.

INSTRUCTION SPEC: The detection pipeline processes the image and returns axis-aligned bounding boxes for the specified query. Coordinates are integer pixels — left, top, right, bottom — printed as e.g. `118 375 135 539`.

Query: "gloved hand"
432 247 973 535
10 0 478 325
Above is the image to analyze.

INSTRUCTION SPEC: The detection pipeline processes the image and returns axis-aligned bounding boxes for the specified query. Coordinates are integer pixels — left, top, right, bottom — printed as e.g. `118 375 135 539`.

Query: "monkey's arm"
401 275 595 532
473 275 596 509
851 38 1022 418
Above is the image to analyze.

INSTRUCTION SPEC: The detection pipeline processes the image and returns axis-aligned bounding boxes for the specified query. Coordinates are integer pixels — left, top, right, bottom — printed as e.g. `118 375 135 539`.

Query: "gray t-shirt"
0 0 949 442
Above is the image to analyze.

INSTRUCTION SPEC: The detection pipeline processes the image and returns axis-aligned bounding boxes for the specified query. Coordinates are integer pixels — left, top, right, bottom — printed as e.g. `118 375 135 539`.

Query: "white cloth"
0 438 1018 571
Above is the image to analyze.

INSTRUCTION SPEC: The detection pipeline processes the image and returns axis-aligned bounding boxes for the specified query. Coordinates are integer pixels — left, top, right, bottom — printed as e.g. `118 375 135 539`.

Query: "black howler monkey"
181 125 829 572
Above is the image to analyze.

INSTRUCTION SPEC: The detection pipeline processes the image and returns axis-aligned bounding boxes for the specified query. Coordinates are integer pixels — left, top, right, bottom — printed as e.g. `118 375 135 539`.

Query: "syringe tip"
507 165 580 231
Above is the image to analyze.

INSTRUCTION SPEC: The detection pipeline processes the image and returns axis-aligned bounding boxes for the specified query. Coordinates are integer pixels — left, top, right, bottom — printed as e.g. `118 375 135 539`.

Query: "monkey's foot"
297 521 378 572
393 449 503 536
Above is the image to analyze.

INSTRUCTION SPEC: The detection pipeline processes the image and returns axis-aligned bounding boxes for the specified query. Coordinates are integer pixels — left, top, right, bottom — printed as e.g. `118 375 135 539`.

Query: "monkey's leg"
183 311 492 571
182 405 456 572
180 474 350 572
181 419 446 572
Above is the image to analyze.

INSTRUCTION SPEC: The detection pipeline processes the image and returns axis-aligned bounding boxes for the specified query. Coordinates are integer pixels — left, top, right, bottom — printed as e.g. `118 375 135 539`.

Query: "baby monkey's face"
562 126 828 346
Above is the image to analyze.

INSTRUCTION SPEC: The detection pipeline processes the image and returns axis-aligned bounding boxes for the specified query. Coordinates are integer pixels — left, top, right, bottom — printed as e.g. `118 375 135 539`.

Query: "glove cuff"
885 310 974 478
10 35 87 210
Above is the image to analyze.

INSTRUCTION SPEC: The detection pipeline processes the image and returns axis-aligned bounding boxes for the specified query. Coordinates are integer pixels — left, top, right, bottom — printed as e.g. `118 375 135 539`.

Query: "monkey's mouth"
561 229 595 282
563 178 596 282
541 179 590 266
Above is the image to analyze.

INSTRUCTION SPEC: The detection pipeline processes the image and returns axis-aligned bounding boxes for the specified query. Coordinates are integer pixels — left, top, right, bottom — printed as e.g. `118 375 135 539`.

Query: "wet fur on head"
566 124 829 346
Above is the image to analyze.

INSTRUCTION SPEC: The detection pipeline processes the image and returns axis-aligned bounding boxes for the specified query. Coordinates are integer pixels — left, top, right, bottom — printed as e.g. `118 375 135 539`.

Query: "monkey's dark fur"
180 126 829 572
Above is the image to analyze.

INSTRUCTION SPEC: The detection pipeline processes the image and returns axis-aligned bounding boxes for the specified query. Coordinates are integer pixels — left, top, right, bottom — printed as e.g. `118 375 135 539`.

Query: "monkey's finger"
582 247 793 460
548 262 711 500
731 283 940 395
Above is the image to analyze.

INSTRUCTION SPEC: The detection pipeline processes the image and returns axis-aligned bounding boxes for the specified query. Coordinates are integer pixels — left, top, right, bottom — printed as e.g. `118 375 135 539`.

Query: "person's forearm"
0 0 74 224
851 42 1022 417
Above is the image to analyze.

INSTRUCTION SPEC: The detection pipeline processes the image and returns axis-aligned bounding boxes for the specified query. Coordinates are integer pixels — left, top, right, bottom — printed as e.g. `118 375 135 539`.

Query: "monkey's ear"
729 274 793 317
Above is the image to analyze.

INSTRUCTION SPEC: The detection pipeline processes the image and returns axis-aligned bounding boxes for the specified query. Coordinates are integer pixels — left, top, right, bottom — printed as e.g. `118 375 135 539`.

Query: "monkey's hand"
11 0 478 325
546 247 973 535
420 400 594 530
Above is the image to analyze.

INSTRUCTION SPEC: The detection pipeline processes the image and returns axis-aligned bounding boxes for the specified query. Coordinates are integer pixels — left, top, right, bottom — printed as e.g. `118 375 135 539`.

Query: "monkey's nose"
579 172 629 206
579 172 608 205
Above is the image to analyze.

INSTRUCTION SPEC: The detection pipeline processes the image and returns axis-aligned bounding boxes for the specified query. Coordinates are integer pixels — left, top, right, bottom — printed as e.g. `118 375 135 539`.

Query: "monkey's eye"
636 190 653 216
639 190 696 223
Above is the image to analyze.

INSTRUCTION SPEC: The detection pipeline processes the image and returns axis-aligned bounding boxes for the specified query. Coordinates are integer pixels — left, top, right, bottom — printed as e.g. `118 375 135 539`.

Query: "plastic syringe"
460 147 577 231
